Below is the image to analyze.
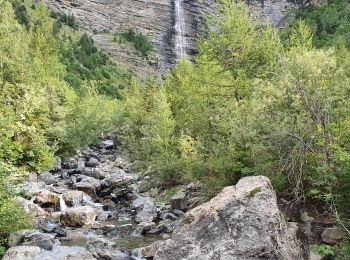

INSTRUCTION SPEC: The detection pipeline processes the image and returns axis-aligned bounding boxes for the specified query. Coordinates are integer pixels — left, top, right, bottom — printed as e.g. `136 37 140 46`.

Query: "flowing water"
174 0 187 59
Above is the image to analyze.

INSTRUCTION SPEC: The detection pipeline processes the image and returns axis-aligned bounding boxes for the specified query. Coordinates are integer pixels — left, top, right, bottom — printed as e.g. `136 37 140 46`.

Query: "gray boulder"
132 196 157 223
37 172 56 185
85 157 100 167
86 237 115 259
154 176 309 260
2 246 41 260
74 176 101 199
170 192 187 211
60 206 97 227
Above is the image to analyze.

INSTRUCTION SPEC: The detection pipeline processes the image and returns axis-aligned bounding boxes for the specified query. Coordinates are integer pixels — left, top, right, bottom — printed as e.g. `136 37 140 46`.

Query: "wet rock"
38 172 56 185
83 168 108 180
86 237 115 259
63 190 84 207
2 246 41 260
101 175 135 197
85 157 100 167
37 219 60 233
139 180 153 193
321 227 345 245
61 206 97 227
170 192 187 211
132 196 157 223
74 176 101 199
154 176 309 260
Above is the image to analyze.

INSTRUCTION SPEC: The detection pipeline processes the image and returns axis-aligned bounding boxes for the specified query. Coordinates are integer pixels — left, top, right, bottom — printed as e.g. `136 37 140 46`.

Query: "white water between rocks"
174 0 187 59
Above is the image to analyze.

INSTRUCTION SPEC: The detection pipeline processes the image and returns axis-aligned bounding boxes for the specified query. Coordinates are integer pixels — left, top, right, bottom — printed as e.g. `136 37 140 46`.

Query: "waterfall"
59 195 68 211
174 0 187 59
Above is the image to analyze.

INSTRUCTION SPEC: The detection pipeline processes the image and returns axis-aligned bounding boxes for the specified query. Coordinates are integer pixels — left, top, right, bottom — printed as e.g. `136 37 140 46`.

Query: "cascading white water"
59 194 68 211
174 0 187 59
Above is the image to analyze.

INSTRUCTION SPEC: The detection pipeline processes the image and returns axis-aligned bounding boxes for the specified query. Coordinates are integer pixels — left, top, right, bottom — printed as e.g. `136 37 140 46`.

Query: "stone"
132 196 157 223
16 197 47 217
321 227 345 245
62 190 84 207
186 181 202 192
8 230 36 248
85 157 100 167
60 206 97 227
138 180 153 193
172 209 184 217
22 231 59 250
2 246 41 260
86 238 115 259
154 176 309 260
110 251 131 260
37 172 56 185
74 176 101 199
97 211 110 221
170 192 187 211
33 190 59 205
160 212 178 221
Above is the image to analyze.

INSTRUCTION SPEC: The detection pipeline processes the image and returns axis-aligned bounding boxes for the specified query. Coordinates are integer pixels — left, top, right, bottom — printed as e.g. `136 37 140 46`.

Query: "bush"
117 29 154 57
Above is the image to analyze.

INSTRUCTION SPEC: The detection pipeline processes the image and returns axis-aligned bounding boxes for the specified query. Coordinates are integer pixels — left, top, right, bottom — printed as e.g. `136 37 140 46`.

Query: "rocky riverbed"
4 138 192 260
5 138 343 260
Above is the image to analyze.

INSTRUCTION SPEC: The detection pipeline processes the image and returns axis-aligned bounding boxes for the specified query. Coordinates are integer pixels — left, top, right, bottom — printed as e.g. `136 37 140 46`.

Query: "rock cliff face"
154 176 309 260
45 0 301 76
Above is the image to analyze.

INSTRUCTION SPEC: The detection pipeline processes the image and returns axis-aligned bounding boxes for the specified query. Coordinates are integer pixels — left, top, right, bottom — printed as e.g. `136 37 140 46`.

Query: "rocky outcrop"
44 0 302 77
154 176 309 260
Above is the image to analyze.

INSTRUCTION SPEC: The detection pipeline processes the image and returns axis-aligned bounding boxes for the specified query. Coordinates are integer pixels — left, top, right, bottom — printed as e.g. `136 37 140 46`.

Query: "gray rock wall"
45 0 300 76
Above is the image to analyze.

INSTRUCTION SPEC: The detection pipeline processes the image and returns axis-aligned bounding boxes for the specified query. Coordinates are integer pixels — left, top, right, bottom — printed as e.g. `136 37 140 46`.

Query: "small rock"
172 209 184 217
160 212 178 221
97 211 110 221
321 227 345 244
85 157 100 167
111 250 131 260
38 172 56 185
170 192 187 211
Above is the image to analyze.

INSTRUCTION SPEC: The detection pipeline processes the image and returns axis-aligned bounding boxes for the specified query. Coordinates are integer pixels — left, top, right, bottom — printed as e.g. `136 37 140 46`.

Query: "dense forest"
1 0 350 258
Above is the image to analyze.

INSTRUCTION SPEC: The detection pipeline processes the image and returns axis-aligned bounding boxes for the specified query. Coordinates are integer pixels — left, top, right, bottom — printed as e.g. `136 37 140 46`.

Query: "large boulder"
60 206 97 227
2 246 41 260
86 237 115 259
74 176 101 199
154 176 309 260
33 190 59 205
132 196 157 223
37 172 56 185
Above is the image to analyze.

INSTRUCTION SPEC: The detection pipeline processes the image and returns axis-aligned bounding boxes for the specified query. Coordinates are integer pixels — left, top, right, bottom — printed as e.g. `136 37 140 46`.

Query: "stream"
11 138 185 259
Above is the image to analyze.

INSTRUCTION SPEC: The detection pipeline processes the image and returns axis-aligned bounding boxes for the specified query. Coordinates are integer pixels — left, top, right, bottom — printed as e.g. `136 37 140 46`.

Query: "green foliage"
0 163 32 253
115 29 154 57
60 33 132 98
284 0 350 49
311 244 335 256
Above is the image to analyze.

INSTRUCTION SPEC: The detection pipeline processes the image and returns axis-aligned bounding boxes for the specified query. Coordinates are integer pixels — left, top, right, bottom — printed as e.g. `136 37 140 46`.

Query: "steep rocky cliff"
45 0 301 77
